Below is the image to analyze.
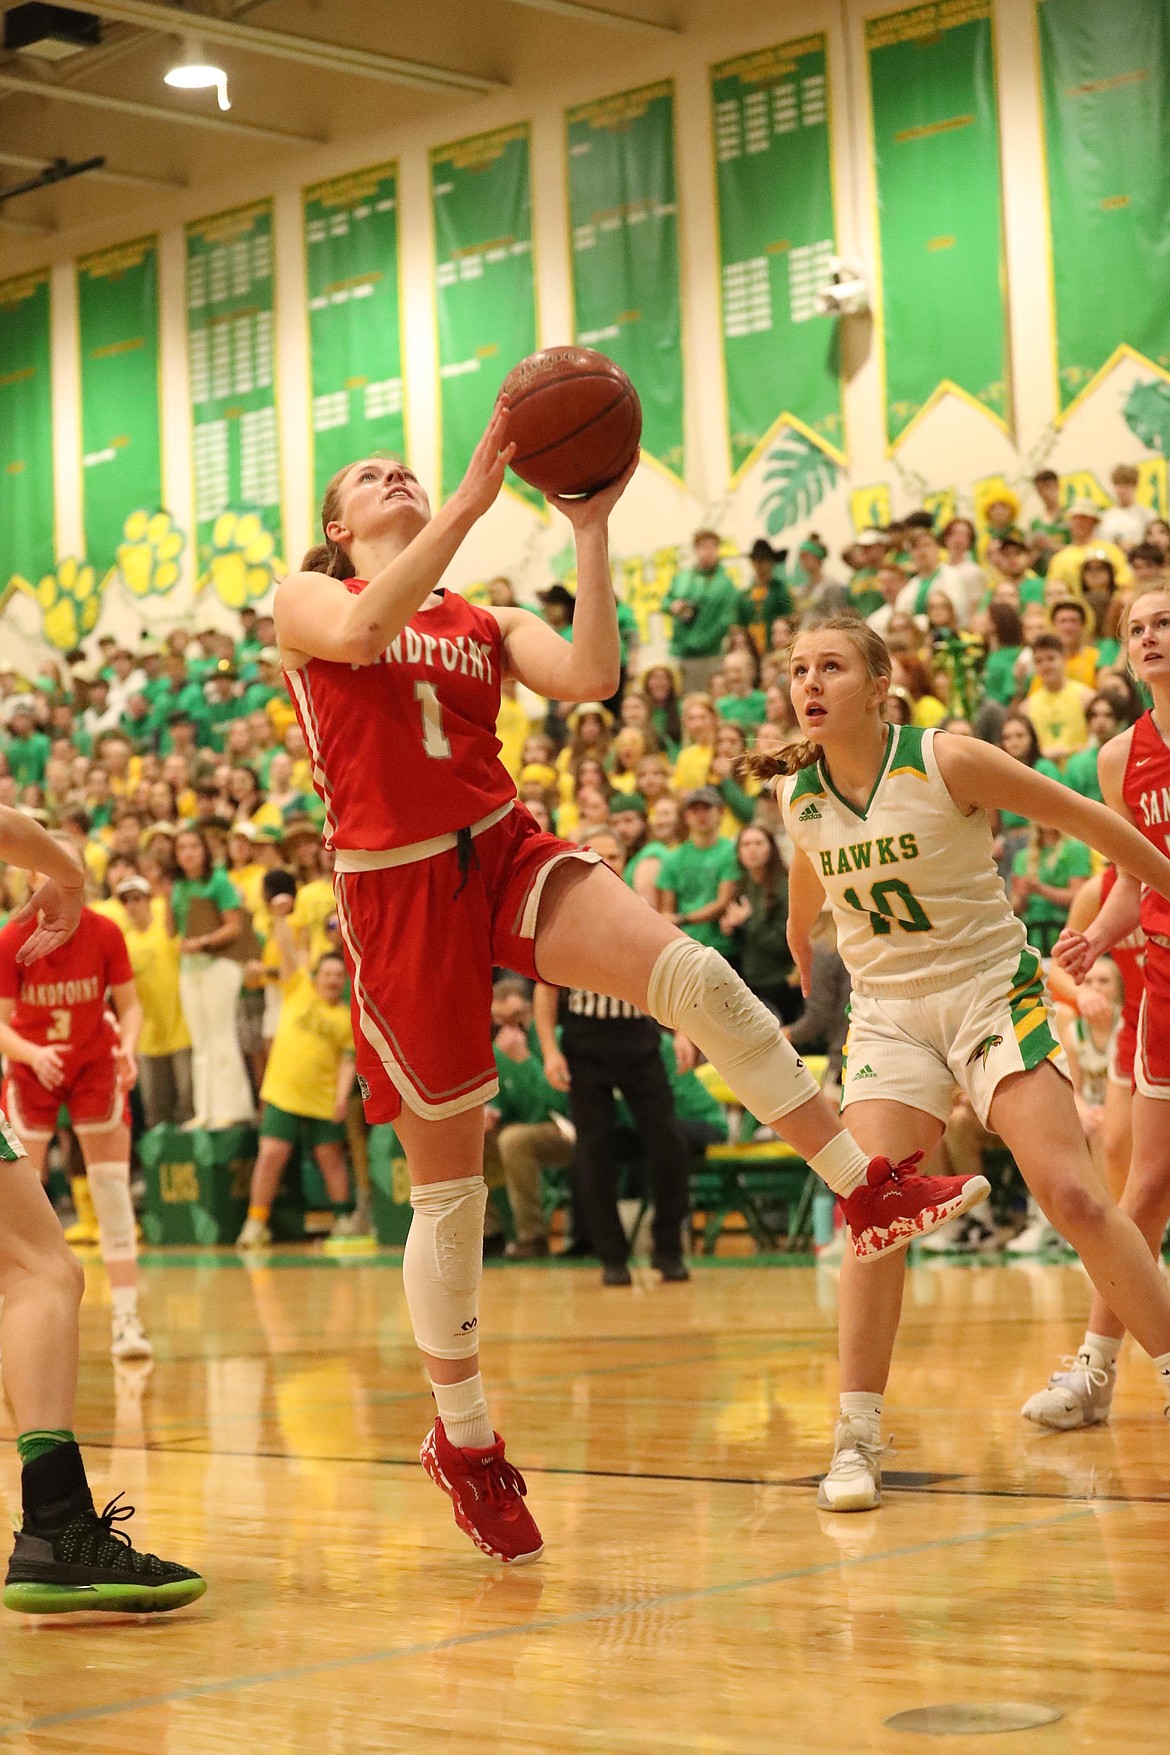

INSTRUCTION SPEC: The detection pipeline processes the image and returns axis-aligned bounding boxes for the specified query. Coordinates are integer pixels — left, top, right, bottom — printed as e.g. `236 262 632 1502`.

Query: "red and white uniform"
285 583 599 1123
0 908 132 1138
1121 712 1170 1099
1099 865 1144 1088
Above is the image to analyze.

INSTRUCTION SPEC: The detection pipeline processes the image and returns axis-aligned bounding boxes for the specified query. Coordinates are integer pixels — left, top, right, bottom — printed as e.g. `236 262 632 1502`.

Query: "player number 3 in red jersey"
273 402 985 1564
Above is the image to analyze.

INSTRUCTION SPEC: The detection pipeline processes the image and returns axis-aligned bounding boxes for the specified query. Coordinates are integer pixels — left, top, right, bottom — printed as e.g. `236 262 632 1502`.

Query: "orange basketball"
500 347 641 498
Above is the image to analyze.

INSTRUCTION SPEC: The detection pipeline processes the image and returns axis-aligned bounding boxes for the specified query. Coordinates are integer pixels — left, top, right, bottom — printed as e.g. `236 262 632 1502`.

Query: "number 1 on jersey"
414 681 452 760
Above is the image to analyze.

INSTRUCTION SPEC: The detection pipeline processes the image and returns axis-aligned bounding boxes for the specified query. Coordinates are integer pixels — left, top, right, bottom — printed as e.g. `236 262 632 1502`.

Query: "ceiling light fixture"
164 39 230 111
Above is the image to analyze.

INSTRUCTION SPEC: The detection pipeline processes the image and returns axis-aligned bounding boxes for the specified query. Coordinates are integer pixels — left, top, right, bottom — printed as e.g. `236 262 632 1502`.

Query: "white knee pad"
85 1161 138 1265
646 937 819 1124
403 1176 488 1361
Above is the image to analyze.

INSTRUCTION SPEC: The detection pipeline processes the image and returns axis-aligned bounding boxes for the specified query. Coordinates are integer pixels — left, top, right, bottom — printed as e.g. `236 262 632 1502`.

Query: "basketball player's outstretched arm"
494 453 637 703
275 404 516 665
936 732 1170 902
0 806 84 962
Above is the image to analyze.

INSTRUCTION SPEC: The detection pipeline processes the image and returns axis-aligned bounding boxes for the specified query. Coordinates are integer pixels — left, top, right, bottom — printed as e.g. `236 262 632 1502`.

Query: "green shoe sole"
3 1575 207 1615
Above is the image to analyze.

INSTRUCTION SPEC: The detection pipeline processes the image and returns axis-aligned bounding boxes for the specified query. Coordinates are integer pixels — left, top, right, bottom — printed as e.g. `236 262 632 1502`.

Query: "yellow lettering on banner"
570 82 672 131
1100 195 1131 211
0 367 35 389
0 269 51 308
80 240 151 279
1060 470 1110 510
894 118 975 146
1138 459 1168 519
92 338 146 360
188 202 269 248
867 1 989 50
306 164 395 211
1067 70 1148 100
161 1162 200 1204
851 484 892 532
926 235 958 252
715 35 823 84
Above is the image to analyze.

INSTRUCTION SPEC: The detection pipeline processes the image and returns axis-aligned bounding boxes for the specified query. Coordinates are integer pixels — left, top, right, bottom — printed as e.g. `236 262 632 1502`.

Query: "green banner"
431 124 540 509
867 2 1008 447
711 36 843 478
77 235 162 577
0 268 54 596
305 162 405 504
1038 0 1170 417
186 200 283 609
566 82 684 480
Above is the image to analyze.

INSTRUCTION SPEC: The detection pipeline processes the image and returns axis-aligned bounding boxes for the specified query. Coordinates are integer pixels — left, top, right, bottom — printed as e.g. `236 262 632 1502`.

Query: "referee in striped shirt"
534 827 690 1286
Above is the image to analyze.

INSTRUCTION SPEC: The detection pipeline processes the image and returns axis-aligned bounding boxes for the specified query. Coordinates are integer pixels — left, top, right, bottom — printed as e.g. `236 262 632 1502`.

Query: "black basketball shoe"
5 1478 206 1615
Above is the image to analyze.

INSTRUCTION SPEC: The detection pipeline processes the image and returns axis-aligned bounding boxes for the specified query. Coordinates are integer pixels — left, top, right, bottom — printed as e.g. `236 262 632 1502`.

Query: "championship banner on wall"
566 81 684 481
1038 0 1170 418
186 199 283 607
77 235 162 577
0 268 54 595
711 34 844 479
867 2 1009 448
431 124 540 509
304 163 405 504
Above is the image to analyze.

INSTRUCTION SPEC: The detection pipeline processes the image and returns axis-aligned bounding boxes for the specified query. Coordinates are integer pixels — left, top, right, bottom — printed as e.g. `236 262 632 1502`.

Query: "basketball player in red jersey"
0 807 204 1615
1026 585 1170 1429
0 865 152 1363
274 403 988 1563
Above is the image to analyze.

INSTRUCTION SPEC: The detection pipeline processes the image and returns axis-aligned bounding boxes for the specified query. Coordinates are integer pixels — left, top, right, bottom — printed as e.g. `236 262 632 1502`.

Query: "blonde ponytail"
740 738 821 785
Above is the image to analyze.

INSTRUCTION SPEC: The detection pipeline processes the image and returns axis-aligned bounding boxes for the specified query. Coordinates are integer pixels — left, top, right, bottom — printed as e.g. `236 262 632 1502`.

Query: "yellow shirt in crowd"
122 918 191 1057
291 878 336 963
260 968 353 1121
1024 680 1093 759
91 894 167 934
496 694 531 781
1046 542 1131 595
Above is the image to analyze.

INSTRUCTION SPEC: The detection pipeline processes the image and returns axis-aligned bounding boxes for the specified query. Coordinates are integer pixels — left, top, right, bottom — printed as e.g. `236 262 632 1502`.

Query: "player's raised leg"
393 1103 542 1564
532 861 989 1258
0 1134 204 1614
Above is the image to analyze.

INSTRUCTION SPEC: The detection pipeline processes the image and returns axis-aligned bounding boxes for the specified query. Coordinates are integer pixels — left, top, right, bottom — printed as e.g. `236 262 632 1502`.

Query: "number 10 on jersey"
414 681 452 759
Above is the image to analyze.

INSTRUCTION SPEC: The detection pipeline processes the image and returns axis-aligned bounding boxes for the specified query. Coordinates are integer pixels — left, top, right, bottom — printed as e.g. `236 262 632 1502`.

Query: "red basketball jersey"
285 586 516 851
1100 864 1145 1029
1122 711 1170 939
0 908 131 1060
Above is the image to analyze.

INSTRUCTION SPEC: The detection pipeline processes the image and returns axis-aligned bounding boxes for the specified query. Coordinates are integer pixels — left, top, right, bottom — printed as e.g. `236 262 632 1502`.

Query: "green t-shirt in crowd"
4 729 51 788
625 840 671 891
734 571 792 648
656 837 741 953
170 866 242 936
717 691 768 731
1012 836 1093 928
1029 516 1070 577
980 645 1023 707
668 565 741 660
491 1038 568 1126
1063 744 1104 803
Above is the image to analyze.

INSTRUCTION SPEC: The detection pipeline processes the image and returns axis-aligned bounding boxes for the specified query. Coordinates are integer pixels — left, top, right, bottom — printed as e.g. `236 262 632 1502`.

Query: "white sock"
432 1372 493 1450
1083 1332 1121 1368
811 1133 869 1199
111 1285 139 1322
839 1391 883 1427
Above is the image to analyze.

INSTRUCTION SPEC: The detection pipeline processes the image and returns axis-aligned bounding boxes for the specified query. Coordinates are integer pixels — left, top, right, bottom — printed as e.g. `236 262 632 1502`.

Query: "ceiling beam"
89 0 504 94
0 149 183 191
0 72 323 145
502 0 678 33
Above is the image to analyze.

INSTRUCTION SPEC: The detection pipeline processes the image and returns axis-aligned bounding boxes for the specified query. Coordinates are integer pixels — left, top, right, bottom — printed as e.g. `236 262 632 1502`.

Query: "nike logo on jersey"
967 1034 1004 1070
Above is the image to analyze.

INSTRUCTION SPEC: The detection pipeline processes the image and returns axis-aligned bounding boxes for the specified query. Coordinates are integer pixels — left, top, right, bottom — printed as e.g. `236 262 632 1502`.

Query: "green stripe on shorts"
0 1114 24 1162
1009 957 1061 1072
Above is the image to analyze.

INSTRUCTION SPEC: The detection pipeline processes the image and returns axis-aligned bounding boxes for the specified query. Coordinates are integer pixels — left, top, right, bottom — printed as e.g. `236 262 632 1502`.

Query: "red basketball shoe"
421 1418 544 1564
843 1154 991 1260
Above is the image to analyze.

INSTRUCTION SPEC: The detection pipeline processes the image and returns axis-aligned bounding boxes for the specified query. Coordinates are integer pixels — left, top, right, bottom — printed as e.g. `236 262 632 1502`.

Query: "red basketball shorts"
5 1050 122 1140
1136 939 1170 1101
332 803 601 1123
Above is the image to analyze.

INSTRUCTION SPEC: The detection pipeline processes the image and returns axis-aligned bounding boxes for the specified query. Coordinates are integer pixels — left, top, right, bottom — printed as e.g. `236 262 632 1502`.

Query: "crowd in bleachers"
0 463 1164 1256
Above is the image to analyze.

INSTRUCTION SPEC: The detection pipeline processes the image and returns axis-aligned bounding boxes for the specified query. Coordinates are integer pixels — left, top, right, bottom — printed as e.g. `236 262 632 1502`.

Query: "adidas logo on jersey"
852 1064 877 1081
798 803 821 822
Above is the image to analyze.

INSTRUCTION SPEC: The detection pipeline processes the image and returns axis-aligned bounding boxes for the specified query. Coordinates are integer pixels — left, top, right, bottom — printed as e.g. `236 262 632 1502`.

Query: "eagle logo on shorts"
967 1034 1004 1070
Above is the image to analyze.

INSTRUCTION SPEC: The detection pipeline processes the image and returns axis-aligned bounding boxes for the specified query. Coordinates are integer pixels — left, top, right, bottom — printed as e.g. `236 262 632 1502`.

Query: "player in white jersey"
762 616 1170 1512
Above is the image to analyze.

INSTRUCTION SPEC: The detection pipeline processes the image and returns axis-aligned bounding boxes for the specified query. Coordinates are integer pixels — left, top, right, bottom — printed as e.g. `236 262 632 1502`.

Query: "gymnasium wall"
0 0 1167 670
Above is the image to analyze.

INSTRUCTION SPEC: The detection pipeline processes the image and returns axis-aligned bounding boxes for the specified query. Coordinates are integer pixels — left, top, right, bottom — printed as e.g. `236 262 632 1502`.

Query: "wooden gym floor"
0 1250 1166 1752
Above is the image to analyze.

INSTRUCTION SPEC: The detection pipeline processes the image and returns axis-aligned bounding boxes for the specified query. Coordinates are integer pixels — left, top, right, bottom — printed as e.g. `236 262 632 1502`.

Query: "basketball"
500 346 642 498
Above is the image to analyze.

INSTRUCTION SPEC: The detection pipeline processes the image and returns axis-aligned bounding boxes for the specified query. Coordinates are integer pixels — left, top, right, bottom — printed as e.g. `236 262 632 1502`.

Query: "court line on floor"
73 1436 1170 1505
0 1501 1125 1739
